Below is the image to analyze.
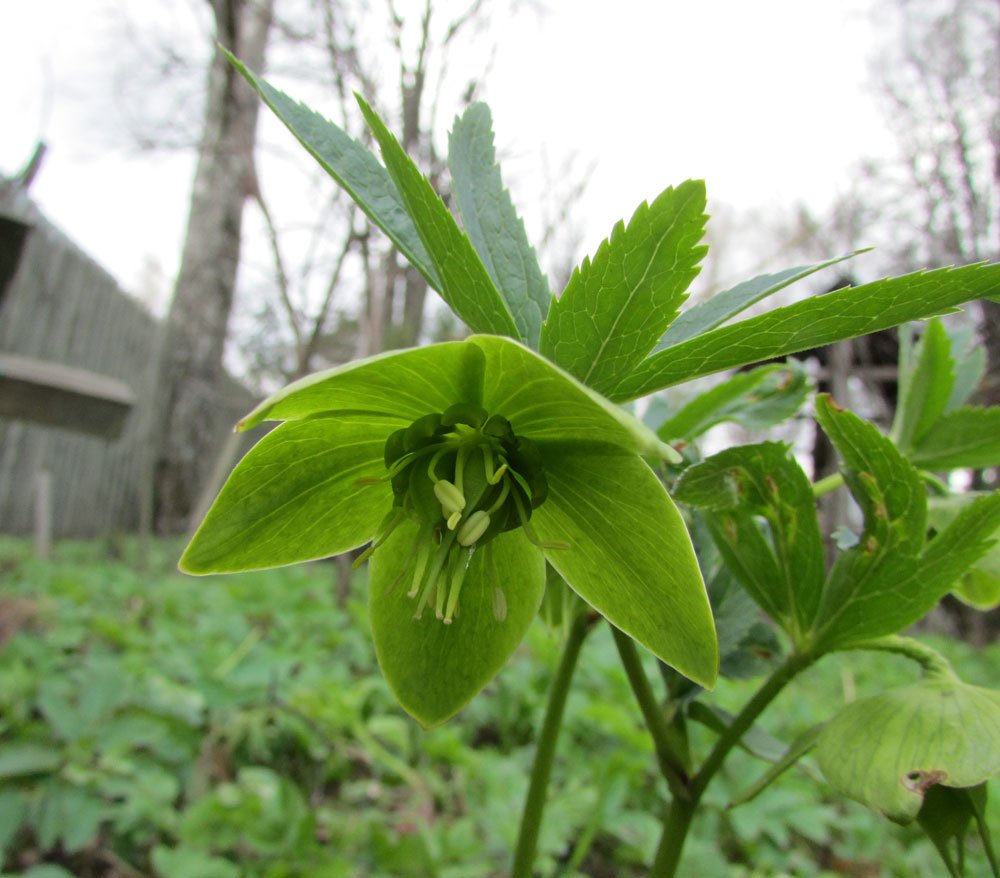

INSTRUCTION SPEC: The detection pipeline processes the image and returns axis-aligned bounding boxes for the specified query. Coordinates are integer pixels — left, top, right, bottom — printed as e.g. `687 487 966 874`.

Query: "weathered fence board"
0 184 255 538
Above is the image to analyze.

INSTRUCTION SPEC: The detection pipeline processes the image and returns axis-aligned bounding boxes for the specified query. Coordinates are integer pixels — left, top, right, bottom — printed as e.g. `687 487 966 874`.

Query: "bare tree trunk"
155 0 274 534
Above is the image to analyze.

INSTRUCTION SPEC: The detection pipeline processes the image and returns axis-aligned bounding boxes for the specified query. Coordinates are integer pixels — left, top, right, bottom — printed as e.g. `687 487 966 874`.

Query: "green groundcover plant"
180 54 1000 876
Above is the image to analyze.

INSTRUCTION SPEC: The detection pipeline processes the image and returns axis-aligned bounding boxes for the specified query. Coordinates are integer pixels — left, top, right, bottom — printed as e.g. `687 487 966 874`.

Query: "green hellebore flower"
180 335 718 726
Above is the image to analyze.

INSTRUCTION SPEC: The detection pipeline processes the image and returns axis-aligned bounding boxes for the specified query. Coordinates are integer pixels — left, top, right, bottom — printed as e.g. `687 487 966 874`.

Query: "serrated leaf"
816 395 927 553
612 263 1000 401
356 96 519 339
909 406 1000 470
818 496 1000 648
929 493 1000 610
448 103 550 348
812 400 1000 647
655 251 867 351
811 397 927 647
815 676 1000 824
946 325 987 412
225 53 438 288
540 181 708 395
894 318 955 451
675 442 824 638
658 362 810 441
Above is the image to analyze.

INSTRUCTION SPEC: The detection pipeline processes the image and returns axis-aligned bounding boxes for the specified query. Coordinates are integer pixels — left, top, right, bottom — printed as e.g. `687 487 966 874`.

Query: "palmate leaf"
612 263 1000 401
886 319 1000 471
929 494 1000 610
812 397 1000 649
448 103 550 349
540 181 708 396
657 361 811 441
356 97 520 340
654 250 867 351
946 325 987 411
817 395 927 552
225 53 438 289
893 317 955 452
909 406 1000 470
817 494 1000 650
674 442 824 639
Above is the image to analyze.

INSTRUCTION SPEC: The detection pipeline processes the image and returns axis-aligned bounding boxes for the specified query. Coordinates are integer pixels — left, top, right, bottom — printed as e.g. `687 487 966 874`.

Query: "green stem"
511 609 593 878
649 650 817 877
649 798 695 878
691 650 814 800
812 472 844 497
610 625 691 800
844 634 958 680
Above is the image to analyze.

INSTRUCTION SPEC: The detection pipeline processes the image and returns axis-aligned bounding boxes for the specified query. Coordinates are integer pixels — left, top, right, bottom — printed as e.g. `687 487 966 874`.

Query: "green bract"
181 335 718 725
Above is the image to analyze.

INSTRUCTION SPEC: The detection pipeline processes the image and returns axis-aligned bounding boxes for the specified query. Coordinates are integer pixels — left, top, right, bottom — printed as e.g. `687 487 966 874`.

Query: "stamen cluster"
359 404 550 624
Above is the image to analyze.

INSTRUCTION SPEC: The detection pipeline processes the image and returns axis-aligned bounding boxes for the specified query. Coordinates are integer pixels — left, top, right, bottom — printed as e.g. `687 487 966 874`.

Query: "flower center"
361 404 552 624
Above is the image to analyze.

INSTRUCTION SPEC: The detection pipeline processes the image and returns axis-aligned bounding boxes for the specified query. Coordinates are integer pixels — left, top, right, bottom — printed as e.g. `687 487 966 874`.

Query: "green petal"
239 335 679 460
469 335 678 461
533 442 718 688
237 341 487 430
180 416 395 573
369 525 545 726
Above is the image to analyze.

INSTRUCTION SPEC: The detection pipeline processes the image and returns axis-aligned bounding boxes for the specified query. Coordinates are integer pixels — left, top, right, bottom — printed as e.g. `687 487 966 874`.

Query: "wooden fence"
0 183 255 538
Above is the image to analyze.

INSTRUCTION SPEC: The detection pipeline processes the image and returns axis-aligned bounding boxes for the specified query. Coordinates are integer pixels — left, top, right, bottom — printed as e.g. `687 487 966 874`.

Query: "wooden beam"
0 352 135 439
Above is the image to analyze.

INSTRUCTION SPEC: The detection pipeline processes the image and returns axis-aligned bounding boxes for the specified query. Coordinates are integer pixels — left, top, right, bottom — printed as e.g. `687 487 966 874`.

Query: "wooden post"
34 469 52 559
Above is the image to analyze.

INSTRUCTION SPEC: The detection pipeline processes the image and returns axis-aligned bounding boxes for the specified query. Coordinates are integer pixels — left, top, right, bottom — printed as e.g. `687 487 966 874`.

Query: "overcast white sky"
1 0 894 305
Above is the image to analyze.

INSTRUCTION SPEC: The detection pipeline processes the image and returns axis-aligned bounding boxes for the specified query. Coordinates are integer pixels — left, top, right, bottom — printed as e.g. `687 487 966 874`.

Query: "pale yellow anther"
489 462 508 485
457 510 491 546
434 479 466 515
447 510 462 530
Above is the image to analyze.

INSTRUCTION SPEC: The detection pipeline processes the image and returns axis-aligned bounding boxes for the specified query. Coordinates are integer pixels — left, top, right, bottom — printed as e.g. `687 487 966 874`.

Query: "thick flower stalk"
181 335 718 725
